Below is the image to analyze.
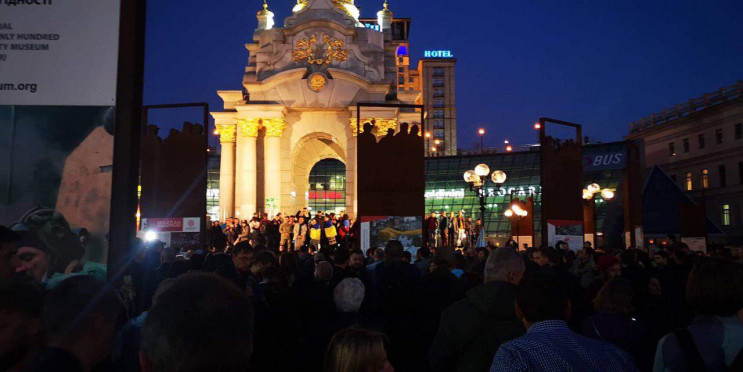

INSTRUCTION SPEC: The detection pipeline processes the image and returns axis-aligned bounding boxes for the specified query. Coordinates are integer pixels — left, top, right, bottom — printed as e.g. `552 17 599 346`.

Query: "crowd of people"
1 215 743 371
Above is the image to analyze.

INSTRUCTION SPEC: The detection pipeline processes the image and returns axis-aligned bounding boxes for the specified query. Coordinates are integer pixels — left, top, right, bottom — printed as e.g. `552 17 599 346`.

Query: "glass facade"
308 159 346 214
207 152 220 221
425 151 542 240
424 142 630 244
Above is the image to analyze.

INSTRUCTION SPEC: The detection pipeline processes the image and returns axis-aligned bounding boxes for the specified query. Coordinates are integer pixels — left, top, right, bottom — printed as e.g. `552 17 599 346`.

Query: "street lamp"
478 128 486 152
464 164 506 242
504 201 528 246
583 184 615 246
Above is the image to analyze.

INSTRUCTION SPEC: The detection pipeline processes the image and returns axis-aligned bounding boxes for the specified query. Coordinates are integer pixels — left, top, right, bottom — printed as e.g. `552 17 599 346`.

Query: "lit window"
722 205 730 226
685 172 693 191
701 169 709 189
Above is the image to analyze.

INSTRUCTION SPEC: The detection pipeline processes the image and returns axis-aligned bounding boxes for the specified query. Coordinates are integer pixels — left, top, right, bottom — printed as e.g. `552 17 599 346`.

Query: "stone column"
216 124 237 221
235 119 261 218
262 118 286 216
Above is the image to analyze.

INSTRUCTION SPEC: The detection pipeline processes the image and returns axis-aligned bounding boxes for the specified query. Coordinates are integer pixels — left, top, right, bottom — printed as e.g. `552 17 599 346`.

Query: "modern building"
207 140 639 247
626 81 743 244
425 141 639 247
358 17 458 156
212 0 457 220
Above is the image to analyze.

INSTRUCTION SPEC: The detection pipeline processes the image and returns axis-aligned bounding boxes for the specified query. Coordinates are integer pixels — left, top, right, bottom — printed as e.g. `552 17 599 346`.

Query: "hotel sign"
423 50 453 58
362 22 381 32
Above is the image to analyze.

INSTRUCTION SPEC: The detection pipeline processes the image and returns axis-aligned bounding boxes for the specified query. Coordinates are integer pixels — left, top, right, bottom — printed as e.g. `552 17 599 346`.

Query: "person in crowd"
582 278 652 370
490 275 637 372
139 273 253 372
331 247 352 287
0 281 44 371
653 257 743 371
570 246 596 289
438 211 449 248
0 226 21 281
333 277 368 330
205 241 256 293
531 248 550 267
414 246 432 274
251 266 301 371
28 276 122 372
323 215 339 248
293 216 307 251
266 214 282 252
324 328 394 372
13 231 51 283
279 217 293 252
348 249 365 276
426 212 438 248
401 251 412 264
372 240 420 369
431 247 525 371
309 219 322 248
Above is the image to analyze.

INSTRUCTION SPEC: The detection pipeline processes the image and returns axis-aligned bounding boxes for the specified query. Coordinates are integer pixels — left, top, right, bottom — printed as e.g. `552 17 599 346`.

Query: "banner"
1 0 121 283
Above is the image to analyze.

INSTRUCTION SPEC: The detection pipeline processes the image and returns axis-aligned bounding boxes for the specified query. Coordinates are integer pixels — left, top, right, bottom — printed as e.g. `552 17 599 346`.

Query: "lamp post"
464 164 506 241
504 200 528 247
478 128 486 152
582 183 614 246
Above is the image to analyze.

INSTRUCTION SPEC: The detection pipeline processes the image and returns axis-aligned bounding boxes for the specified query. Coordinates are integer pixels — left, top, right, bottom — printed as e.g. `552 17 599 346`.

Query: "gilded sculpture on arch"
292 32 349 65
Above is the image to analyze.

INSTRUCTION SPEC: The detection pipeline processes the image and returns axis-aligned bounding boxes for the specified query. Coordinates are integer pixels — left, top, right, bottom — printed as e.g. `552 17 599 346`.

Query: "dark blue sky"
144 0 743 150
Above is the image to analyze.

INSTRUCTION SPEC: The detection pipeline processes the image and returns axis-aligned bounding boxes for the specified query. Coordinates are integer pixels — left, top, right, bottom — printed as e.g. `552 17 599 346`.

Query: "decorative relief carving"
238 118 261 137
262 118 287 137
308 72 327 93
215 124 237 143
292 32 348 65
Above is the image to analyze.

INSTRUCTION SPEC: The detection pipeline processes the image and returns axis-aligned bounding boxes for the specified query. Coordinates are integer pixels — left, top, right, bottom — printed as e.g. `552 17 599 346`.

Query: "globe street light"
464 164 506 244
504 201 528 246
582 184 615 246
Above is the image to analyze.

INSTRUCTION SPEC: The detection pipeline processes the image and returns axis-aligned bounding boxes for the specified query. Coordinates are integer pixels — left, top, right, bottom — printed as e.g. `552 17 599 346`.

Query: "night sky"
144 0 743 150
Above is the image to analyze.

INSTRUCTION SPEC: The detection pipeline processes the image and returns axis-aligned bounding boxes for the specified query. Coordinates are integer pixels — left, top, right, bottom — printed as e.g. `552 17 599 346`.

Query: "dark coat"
429 280 525 372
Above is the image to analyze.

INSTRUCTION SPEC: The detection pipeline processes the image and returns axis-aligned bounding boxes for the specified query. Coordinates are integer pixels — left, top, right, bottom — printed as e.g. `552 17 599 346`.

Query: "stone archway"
291 132 346 212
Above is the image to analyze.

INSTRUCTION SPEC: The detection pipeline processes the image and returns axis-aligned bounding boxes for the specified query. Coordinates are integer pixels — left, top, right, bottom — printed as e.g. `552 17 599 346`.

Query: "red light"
478 128 485 135
534 122 541 130
431 147 437 152
506 145 513 152
424 132 431 138
434 139 441 145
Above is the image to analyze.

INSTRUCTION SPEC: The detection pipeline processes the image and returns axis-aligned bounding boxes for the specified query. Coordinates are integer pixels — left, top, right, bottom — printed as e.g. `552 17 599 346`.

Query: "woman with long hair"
324 328 393 372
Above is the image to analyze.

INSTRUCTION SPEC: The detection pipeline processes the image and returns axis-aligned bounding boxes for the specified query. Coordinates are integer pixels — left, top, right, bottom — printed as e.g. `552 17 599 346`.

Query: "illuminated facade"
212 0 427 220
626 82 743 243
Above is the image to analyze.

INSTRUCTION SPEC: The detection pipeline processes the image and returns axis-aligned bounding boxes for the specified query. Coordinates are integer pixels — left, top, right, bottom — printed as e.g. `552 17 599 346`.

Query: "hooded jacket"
429 280 525 372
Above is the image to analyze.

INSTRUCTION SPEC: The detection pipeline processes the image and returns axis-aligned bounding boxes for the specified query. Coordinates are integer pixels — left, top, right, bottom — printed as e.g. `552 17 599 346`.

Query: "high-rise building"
358 18 458 157
417 54 457 156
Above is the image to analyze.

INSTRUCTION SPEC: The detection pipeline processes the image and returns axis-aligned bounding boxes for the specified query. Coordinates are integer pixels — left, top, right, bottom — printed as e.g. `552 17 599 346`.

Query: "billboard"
1 0 121 283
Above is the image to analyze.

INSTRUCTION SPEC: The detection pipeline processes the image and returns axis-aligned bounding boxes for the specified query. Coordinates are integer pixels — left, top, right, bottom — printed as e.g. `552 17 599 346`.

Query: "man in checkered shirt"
491 274 638 371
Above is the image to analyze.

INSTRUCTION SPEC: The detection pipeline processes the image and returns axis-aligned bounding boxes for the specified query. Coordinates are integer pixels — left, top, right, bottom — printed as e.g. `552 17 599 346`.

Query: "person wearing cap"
15 231 52 283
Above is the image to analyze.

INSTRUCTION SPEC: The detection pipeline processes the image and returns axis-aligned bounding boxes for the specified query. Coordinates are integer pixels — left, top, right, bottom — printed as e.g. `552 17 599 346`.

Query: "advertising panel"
547 219 583 251
1 0 121 283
